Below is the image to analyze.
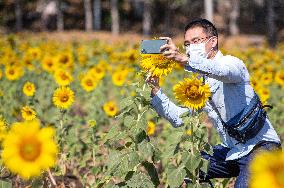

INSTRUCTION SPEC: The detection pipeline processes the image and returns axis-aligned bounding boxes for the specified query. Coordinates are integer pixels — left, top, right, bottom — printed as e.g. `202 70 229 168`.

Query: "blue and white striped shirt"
151 51 280 161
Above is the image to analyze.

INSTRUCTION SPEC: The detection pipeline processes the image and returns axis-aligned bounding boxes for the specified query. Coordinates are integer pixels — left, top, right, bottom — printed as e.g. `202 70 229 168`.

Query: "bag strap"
202 75 227 127
208 97 227 127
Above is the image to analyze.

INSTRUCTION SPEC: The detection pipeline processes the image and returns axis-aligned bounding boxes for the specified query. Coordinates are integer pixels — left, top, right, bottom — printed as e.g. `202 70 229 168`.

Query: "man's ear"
212 37 218 49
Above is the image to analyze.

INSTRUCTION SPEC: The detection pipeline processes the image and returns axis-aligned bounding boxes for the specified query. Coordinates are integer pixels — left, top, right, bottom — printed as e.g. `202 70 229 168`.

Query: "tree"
56 0 64 31
111 0 119 35
15 0 23 31
266 0 276 48
204 0 213 22
84 0 93 31
143 1 152 36
93 0 101 30
229 0 240 35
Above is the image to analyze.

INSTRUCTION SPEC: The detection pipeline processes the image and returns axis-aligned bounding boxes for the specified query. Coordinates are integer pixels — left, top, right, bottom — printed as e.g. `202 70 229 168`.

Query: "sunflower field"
0 34 283 188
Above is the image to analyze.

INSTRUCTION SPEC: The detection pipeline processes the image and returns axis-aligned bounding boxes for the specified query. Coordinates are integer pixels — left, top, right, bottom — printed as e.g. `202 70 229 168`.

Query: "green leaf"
126 172 155 188
108 151 141 178
103 126 120 142
166 165 186 188
200 159 209 173
185 153 202 172
124 115 135 127
120 97 134 109
138 140 154 160
0 180 12 188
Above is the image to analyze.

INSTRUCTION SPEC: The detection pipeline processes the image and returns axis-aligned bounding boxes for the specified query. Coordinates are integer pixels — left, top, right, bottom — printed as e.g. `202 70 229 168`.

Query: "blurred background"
1 0 284 47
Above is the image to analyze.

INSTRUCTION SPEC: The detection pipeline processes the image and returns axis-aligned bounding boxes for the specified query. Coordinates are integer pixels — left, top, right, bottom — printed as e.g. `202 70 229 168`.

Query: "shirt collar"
212 50 223 60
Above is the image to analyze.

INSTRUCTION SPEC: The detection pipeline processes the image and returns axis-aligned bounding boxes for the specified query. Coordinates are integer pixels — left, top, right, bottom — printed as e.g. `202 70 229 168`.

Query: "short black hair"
184 18 218 37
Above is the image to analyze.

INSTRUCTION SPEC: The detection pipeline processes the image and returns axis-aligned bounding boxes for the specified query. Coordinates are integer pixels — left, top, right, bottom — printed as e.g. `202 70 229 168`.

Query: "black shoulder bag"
208 94 272 144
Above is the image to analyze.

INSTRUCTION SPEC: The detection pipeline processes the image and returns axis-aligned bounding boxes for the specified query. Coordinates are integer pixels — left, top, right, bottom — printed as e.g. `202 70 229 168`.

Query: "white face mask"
186 37 213 59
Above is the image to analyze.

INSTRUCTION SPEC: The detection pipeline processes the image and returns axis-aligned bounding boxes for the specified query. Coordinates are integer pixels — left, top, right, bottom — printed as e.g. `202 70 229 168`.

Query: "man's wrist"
176 53 188 65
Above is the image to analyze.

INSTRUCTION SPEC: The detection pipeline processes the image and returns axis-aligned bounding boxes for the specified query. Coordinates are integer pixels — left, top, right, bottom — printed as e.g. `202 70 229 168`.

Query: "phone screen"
141 39 167 54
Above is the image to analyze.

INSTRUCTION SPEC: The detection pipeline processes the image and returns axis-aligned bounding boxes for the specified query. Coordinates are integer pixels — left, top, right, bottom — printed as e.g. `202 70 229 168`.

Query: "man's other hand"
146 76 160 96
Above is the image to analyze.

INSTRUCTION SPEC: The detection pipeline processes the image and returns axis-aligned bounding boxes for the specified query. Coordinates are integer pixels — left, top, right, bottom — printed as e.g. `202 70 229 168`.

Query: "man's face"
184 27 217 58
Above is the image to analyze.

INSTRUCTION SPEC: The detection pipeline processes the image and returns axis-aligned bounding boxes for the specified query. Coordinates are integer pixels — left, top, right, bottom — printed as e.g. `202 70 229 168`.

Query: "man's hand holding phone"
159 37 188 65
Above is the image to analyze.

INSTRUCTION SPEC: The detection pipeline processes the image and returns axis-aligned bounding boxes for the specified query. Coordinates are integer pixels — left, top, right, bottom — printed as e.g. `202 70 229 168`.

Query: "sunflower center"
109 106 114 111
96 68 102 73
60 94 69 102
117 75 123 81
60 56 69 64
269 164 284 186
19 138 42 161
25 110 33 116
9 70 15 75
47 61 53 67
60 73 69 80
25 60 32 65
185 85 200 99
86 79 93 86
27 85 32 90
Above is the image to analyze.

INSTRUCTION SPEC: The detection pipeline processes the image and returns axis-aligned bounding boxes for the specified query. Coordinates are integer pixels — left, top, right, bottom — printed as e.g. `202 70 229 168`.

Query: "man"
146 18 281 188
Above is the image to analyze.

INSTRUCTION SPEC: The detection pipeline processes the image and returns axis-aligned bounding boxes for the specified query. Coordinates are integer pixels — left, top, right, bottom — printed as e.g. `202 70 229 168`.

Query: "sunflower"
55 52 74 70
249 150 284 188
52 87 75 109
140 54 176 77
257 87 270 104
80 74 98 92
112 70 128 86
5 65 24 81
22 55 34 71
1 120 58 179
250 77 259 91
77 54 88 66
103 101 118 117
41 56 55 73
23 82 36 97
173 75 211 111
275 70 284 88
147 121 156 136
27 47 42 60
21 106 36 121
89 65 105 80
54 69 73 86
260 73 273 86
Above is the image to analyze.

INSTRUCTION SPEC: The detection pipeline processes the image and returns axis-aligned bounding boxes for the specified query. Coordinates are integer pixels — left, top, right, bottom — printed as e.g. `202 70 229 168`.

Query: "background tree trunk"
164 0 172 36
143 1 151 36
93 0 101 30
15 0 23 31
56 0 64 31
111 0 119 35
204 0 213 22
267 0 276 48
84 0 93 31
229 0 240 35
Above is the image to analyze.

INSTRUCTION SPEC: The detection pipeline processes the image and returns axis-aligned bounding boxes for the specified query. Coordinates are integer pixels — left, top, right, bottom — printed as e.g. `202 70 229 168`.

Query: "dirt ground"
14 31 266 50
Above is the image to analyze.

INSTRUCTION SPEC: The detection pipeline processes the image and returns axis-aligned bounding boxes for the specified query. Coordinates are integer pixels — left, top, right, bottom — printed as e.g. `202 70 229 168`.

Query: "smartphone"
141 39 167 54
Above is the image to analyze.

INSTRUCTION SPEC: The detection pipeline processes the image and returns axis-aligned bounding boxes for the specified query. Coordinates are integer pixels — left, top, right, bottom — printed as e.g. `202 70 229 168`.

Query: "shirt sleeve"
150 88 191 127
187 54 247 83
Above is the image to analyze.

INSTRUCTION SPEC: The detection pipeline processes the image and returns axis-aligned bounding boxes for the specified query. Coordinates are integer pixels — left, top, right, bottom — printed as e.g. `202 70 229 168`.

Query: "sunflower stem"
48 169 57 186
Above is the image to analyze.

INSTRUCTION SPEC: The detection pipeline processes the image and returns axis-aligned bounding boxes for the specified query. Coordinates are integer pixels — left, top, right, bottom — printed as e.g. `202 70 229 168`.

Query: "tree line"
1 0 283 47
